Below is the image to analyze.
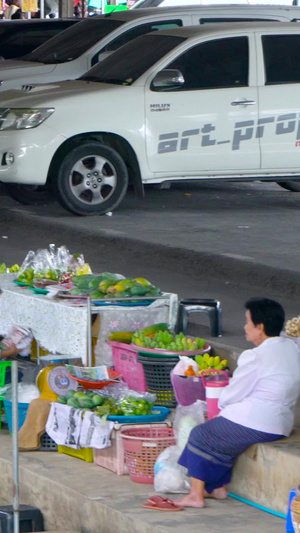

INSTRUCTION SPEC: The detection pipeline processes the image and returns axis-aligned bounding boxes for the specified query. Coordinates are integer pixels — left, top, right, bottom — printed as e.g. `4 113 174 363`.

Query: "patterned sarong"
178 416 283 493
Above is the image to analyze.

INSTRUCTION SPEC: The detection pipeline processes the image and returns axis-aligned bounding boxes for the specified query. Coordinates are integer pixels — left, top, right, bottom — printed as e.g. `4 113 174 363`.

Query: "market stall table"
0 275 178 366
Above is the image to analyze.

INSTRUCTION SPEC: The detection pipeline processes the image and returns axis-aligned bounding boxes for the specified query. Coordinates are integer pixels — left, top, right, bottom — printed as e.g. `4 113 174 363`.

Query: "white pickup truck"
0 21 300 215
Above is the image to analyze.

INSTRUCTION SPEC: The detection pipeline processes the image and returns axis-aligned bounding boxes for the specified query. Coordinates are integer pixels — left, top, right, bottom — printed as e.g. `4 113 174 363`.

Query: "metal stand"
11 361 19 533
86 297 93 367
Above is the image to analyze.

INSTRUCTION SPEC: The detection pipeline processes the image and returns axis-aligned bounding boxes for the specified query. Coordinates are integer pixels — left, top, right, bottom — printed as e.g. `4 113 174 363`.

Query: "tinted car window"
163 36 248 91
0 20 79 60
262 35 300 84
81 33 185 84
21 18 124 64
101 19 183 52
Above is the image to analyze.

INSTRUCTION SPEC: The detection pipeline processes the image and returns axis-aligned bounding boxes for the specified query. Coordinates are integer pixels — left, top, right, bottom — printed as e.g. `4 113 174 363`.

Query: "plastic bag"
5 382 40 403
33 248 58 282
173 400 206 451
154 445 190 493
16 250 35 284
172 356 199 376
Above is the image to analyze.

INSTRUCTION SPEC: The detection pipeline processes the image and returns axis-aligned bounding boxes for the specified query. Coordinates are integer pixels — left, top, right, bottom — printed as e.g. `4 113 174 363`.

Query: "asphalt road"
0 179 299 353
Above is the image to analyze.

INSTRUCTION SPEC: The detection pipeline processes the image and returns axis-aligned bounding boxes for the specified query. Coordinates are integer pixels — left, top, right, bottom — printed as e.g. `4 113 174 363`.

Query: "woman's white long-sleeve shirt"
218 337 300 436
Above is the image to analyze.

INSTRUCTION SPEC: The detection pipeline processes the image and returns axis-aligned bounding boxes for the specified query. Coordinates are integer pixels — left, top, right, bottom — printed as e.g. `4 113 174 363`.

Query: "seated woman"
174 297 300 508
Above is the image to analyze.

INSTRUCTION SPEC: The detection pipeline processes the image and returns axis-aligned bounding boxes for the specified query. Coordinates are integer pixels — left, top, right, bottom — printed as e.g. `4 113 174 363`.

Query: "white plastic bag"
154 445 191 493
173 400 206 451
5 382 40 403
172 355 199 376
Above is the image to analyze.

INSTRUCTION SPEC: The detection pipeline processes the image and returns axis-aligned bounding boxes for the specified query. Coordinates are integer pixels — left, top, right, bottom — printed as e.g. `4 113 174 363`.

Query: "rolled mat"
18 398 52 451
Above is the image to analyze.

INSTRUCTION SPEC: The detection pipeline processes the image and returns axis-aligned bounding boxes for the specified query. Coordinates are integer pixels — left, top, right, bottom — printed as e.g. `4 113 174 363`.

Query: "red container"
110 341 147 392
120 426 175 483
171 373 206 406
69 369 121 389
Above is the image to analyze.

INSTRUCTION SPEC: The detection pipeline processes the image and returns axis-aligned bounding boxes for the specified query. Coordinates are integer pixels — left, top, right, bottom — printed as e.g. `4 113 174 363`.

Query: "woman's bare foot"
204 487 228 500
173 494 205 508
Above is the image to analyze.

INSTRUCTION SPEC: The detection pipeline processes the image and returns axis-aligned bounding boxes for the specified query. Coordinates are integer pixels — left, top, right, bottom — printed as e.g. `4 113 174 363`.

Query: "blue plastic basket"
107 406 170 423
4 400 29 432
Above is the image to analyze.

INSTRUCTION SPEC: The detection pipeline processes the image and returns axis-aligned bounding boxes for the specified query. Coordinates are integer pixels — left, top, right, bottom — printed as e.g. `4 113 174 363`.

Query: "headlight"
0 107 54 130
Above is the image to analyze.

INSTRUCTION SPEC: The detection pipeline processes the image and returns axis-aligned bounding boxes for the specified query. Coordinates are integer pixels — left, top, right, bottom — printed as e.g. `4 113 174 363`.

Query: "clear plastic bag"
173 400 206 451
154 445 190 493
16 250 35 284
172 356 199 376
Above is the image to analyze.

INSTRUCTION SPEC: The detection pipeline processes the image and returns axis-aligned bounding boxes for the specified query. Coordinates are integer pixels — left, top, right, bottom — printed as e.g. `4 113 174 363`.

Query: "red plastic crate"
109 341 147 392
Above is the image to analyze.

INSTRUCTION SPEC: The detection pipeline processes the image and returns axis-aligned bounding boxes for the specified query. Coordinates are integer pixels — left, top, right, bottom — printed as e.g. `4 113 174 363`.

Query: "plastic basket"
3 400 29 433
93 421 170 475
110 341 147 392
171 373 206 406
137 356 177 407
57 445 93 462
120 426 175 483
39 432 57 451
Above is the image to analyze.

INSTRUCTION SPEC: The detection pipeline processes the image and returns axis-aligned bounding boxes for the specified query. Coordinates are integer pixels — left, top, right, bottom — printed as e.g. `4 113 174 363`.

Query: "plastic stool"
0 504 44 533
175 299 222 337
0 361 12 430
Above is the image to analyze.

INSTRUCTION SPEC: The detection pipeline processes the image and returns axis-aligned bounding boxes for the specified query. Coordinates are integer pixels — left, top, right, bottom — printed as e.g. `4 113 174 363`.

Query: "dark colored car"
0 18 81 60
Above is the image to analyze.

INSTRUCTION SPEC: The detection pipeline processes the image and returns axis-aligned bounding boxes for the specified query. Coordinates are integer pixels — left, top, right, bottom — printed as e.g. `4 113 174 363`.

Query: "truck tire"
277 181 300 192
55 142 128 215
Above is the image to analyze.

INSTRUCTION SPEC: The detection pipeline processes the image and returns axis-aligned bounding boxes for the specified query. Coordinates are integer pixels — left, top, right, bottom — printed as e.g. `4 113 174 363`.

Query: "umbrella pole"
12 360 19 533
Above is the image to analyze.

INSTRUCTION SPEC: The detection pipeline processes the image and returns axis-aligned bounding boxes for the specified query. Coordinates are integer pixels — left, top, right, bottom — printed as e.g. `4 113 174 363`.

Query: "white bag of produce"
173 400 206 451
154 445 190 493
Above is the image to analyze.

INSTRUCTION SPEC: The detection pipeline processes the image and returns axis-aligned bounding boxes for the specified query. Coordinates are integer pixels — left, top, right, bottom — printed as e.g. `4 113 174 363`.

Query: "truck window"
164 36 249 91
98 19 183 54
262 35 300 84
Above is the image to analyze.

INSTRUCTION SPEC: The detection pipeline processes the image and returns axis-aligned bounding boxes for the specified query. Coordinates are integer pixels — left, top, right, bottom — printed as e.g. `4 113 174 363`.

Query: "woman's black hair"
245 297 285 337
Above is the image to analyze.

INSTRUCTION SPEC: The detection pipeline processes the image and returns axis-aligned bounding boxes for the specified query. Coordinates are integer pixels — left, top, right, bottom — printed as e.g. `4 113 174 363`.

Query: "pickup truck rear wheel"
55 142 128 215
277 181 300 192
5 184 54 205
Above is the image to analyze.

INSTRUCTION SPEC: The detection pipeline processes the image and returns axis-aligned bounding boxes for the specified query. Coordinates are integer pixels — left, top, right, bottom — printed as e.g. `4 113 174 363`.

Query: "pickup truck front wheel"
55 142 128 216
277 181 300 192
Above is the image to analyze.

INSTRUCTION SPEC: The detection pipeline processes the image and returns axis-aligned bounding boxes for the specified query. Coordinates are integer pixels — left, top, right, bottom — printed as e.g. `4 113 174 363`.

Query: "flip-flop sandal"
142 501 184 511
147 495 175 505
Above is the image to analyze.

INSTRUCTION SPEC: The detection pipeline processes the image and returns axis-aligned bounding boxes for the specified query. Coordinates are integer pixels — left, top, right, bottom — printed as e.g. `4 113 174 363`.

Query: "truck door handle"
231 100 256 106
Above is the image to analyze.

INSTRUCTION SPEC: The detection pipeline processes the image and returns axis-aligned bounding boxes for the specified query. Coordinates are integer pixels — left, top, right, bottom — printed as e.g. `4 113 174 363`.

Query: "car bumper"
0 127 65 185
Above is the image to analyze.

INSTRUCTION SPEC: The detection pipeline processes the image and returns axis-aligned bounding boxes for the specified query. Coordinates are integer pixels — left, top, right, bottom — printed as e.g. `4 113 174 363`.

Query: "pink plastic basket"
171 373 206 406
120 426 175 483
110 341 147 392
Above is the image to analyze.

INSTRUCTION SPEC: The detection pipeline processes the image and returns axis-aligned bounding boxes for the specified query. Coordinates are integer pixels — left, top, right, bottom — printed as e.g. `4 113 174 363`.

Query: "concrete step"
0 432 292 533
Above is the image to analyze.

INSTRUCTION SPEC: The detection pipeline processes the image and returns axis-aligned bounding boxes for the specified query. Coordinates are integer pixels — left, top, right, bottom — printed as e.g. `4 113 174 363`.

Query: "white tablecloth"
0 274 178 365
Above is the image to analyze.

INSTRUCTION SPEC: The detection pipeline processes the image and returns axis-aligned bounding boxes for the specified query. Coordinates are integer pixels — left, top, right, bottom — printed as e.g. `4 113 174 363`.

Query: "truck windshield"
20 18 124 64
80 33 184 84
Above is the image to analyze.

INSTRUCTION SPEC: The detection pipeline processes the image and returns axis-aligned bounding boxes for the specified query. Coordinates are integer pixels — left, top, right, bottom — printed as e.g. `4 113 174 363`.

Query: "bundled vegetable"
285 315 300 337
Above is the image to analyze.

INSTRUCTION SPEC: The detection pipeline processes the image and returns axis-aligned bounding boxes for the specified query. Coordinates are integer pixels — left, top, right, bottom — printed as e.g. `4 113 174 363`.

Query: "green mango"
57 396 67 404
66 390 76 400
92 394 104 406
67 397 80 408
79 398 94 409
